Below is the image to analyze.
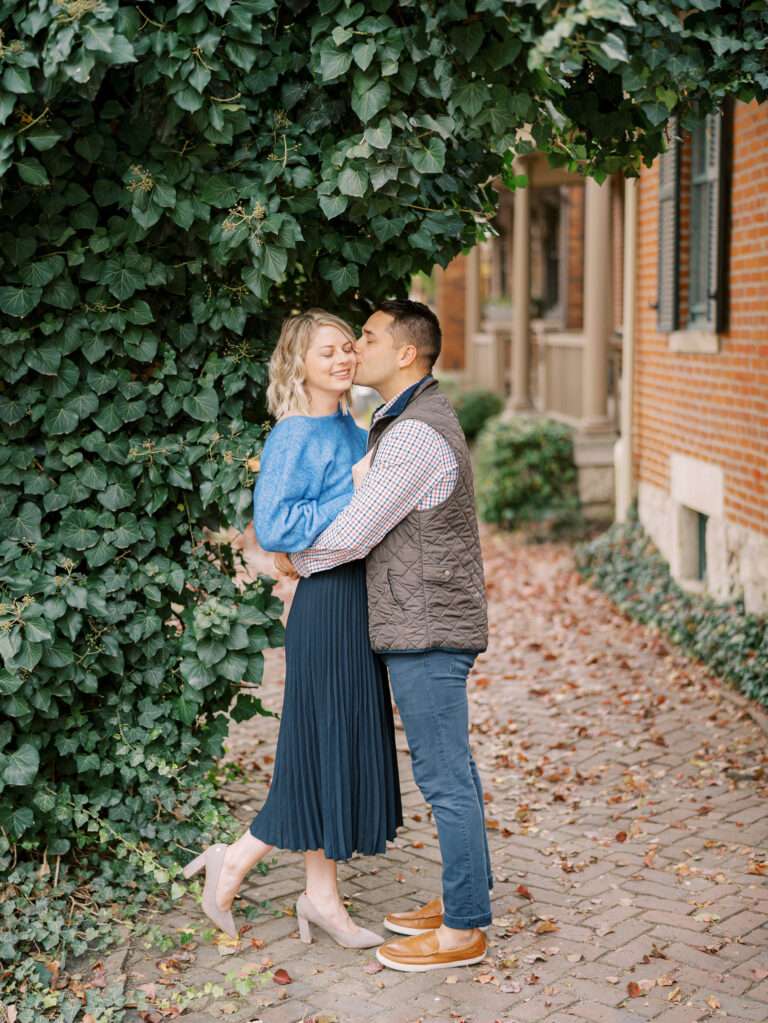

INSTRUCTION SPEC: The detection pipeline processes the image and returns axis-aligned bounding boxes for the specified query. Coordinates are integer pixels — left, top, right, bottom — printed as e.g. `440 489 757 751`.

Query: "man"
286 300 493 972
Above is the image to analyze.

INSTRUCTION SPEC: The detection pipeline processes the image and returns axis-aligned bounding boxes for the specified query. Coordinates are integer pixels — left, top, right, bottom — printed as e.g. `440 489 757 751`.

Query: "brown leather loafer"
384 896 443 935
376 928 488 972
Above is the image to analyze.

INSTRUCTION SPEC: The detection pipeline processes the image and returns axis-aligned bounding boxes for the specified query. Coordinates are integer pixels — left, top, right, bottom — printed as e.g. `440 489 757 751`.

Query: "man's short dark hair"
377 299 442 370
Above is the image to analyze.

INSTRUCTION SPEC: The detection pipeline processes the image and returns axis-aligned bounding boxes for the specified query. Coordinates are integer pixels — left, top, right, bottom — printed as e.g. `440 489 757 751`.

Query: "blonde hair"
267 308 356 419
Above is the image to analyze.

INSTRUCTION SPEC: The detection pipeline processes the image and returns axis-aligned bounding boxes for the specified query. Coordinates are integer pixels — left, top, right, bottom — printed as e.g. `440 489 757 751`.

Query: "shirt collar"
371 375 433 426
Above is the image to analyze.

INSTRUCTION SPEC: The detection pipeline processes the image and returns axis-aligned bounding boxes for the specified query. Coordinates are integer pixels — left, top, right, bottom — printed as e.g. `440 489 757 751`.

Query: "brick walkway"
121 527 768 1023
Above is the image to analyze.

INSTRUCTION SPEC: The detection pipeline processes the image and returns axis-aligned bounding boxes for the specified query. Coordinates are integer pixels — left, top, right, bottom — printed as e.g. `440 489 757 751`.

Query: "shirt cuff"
289 550 314 577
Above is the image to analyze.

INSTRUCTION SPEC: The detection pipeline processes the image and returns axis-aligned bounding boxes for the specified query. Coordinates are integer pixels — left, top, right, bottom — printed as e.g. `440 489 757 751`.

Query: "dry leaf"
534 920 559 934
474 973 495 984
363 961 383 974
657 974 675 986
627 981 642 998
667 986 683 1003
516 884 533 900
615 831 628 843
501 981 522 994
445 975 459 985
272 968 292 985
705 995 720 1010
247 457 261 472
606 976 620 985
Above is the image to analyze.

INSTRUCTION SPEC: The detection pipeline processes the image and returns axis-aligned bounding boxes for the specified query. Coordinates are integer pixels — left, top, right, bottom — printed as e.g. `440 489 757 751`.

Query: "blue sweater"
253 409 367 553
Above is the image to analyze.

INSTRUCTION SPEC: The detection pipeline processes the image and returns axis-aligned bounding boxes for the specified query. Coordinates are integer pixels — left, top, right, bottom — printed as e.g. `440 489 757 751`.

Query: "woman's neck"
304 386 340 417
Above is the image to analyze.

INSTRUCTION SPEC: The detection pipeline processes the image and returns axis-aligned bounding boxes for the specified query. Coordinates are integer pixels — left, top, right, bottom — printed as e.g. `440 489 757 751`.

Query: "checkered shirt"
290 385 458 577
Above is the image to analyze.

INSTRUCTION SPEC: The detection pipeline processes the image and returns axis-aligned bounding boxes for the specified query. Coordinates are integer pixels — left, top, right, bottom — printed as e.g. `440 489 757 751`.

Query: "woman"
183 309 402 948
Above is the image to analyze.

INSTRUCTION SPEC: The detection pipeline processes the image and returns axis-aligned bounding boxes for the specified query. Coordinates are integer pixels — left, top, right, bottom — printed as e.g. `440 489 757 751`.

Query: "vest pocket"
387 568 408 610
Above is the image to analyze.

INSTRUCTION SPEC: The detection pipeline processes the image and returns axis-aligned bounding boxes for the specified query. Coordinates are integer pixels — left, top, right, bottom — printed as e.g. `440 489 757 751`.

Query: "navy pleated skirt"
249 559 402 860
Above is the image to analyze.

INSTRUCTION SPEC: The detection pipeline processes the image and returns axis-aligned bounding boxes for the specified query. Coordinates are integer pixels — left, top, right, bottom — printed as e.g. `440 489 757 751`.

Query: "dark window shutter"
688 106 729 332
656 117 680 332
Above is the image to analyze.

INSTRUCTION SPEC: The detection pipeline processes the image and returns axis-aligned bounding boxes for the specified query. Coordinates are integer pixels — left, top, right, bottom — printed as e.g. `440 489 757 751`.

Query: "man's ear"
397 343 419 369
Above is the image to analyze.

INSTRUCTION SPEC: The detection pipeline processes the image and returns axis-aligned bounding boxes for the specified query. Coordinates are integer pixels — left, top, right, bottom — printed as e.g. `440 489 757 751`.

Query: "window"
656 104 731 348
656 117 680 333
696 511 708 582
688 114 727 332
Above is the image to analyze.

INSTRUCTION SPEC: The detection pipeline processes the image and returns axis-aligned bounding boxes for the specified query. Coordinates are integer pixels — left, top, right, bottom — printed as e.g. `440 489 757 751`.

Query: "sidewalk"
121 527 768 1023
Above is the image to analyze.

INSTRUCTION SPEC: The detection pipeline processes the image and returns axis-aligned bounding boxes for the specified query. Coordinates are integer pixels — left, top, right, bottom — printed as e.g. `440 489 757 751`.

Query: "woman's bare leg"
303 849 359 933
216 830 274 911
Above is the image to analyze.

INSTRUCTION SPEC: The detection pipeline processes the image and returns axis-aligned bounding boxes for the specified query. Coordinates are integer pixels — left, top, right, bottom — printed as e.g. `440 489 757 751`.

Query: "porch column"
510 158 532 411
582 176 613 429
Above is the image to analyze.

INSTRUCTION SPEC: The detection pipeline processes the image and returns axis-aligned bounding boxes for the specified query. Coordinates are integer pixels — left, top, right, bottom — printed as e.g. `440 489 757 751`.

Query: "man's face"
353 310 406 389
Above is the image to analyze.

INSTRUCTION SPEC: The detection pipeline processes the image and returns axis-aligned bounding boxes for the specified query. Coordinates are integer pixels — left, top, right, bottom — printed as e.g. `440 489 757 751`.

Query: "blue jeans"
382 650 494 930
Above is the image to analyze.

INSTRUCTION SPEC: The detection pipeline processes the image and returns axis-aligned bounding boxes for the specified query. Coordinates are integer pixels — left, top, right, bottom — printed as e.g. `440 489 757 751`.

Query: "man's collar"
371 375 434 426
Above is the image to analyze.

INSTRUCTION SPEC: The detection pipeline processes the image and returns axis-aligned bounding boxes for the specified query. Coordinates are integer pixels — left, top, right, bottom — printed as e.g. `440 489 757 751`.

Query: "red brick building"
432 99 768 613
632 99 768 613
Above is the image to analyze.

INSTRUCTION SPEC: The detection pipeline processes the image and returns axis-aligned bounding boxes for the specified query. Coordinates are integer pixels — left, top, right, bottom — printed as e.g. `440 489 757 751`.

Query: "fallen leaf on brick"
515 884 533 900
615 831 628 843
474 973 496 984
606 976 620 984
644 847 658 867
219 1005 238 1016
250 938 266 950
747 861 768 875
667 986 683 1003
657 974 676 986
501 981 522 994
627 981 642 998
445 975 459 984
566 953 583 963
363 961 383 974
526 973 540 985
272 968 292 985
534 920 559 934
705 995 720 1010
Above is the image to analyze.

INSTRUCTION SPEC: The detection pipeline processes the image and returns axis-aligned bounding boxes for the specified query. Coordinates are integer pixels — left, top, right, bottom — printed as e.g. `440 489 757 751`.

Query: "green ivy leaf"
410 137 446 175
351 80 390 123
3 744 39 786
0 285 42 318
183 388 219 422
338 166 369 197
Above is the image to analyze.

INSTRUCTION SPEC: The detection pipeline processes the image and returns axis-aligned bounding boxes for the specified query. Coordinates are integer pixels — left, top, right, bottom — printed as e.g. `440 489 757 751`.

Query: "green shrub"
452 389 504 442
475 415 581 531
576 513 768 708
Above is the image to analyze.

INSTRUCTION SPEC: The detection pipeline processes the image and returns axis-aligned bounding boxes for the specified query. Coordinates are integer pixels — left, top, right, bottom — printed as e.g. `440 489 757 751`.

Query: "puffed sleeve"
253 420 353 552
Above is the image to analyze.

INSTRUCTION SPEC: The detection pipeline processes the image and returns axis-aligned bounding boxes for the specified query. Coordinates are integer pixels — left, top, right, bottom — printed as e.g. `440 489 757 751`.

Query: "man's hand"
273 552 299 579
352 449 374 491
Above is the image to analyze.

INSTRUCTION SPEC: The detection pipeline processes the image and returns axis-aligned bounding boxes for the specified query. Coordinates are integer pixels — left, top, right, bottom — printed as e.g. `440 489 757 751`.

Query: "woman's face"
303 324 356 397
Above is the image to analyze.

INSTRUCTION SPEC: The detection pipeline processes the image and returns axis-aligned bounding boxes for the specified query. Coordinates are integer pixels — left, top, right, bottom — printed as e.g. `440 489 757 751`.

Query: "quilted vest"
365 376 488 654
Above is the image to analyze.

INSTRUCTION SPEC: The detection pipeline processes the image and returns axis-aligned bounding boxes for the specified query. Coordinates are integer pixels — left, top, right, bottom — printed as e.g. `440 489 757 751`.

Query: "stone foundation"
638 472 768 616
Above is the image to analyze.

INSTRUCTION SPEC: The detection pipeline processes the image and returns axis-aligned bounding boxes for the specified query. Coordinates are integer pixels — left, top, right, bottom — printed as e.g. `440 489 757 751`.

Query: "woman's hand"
273 552 299 579
352 450 374 491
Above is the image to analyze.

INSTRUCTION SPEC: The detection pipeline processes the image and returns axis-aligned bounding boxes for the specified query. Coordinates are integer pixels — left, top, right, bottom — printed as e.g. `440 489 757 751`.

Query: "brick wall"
633 100 768 537
564 183 585 329
435 254 467 371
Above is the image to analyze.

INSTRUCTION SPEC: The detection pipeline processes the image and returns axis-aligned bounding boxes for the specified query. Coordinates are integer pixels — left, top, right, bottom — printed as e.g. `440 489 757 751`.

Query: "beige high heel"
296 891 384 949
182 843 239 939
